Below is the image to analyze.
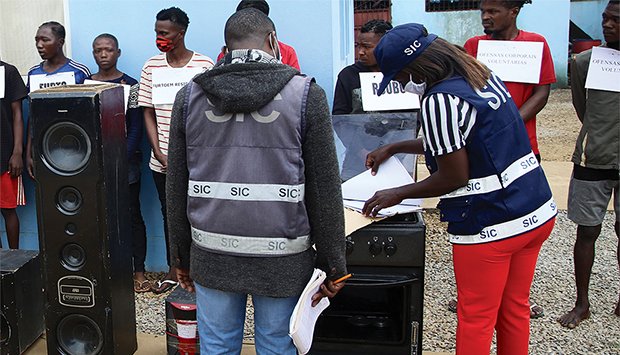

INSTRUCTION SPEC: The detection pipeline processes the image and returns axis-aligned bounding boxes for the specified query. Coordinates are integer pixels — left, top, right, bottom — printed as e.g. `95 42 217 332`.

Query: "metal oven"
311 212 425 355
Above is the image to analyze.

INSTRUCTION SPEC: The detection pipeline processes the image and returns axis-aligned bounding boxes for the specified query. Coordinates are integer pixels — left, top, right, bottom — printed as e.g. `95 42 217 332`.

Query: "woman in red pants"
362 23 556 355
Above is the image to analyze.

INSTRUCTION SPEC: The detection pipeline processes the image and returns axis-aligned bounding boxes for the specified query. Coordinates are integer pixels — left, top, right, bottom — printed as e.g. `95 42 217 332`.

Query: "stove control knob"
384 241 397 257
346 238 355 255
368 237 383 256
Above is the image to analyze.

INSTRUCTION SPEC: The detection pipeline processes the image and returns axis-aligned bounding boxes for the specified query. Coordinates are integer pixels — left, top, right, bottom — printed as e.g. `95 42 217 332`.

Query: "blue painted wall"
391 0 571 87
571 0 607 41
2 0 353 271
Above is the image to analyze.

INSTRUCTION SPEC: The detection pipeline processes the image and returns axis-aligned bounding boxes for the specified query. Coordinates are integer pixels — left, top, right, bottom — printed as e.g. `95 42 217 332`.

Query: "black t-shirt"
1 61 28 172
332 62 373 115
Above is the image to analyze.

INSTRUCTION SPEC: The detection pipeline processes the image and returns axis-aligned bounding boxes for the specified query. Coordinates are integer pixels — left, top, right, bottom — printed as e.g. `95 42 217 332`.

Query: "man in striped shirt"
138 7 214 294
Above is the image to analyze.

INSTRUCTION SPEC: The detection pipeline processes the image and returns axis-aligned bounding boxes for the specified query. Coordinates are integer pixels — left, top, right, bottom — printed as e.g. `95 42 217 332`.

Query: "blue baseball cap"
374 23 438 96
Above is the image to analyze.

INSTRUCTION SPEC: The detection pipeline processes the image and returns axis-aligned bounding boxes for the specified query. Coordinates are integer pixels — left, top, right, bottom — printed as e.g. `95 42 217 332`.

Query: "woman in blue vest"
362 23 556 355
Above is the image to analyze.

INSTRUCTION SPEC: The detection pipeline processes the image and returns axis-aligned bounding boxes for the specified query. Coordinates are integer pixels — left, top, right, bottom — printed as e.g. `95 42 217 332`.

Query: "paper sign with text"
0 66 5 99
360 72 420 111
152 67 204 105
29 72 76 92
84 79 130 111
476 40 543 84
585 47 620 92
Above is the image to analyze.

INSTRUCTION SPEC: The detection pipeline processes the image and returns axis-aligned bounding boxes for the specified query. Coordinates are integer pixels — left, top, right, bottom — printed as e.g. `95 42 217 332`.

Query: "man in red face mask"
137 7 214 294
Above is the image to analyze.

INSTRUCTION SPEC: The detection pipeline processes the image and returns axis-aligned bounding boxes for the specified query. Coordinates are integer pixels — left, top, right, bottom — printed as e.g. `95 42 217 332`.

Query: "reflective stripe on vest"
191 226 311 256
500 152 539 187
449 197 557 244
188 180 305 203
441 152 540 199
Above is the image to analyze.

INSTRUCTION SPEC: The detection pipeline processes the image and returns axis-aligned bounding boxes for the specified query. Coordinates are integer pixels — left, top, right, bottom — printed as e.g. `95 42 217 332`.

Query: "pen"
333 273 353 284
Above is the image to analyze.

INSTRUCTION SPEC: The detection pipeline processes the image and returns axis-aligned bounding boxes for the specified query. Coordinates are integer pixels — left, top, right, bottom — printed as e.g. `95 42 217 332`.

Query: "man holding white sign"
559 0 620 329
459 0 555 319
138 7 214 294
332 20 419 181
464 0 555 164
0 61 27 249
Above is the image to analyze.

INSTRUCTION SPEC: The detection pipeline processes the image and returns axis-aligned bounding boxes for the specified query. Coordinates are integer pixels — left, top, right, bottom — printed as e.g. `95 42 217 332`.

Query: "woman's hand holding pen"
310 273 352 307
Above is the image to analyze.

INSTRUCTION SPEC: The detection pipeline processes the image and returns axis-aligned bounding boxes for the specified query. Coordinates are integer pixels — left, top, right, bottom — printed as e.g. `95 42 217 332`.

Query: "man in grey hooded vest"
166 8 347 354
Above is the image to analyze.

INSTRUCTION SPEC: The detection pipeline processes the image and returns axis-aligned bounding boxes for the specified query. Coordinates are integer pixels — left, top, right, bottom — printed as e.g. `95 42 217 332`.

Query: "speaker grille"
56 314 103 355
42 122 92 176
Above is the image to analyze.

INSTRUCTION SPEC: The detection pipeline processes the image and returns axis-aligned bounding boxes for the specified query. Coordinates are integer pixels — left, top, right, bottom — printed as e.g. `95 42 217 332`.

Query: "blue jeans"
195 283 298 355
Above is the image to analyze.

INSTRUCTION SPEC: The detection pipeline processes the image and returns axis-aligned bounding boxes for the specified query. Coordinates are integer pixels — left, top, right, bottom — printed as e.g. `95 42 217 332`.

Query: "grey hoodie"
166 61 347 297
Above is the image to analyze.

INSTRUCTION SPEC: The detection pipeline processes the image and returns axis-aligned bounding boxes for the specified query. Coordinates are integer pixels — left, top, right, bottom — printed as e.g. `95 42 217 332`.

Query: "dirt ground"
536 88 580 162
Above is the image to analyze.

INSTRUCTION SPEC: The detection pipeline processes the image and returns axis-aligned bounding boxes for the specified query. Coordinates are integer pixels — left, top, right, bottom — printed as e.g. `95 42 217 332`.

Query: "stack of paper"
342 156 422 218
289 268 329 355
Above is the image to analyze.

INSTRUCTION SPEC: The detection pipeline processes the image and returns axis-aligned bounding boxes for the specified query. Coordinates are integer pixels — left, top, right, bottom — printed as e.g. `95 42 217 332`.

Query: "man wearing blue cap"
363 23 555 355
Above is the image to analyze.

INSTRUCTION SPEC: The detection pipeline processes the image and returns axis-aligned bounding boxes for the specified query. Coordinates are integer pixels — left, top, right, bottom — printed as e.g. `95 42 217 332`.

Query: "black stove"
310 212 425 355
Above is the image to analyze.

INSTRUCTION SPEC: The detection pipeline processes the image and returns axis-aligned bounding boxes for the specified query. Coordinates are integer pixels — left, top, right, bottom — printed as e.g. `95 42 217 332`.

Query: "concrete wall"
2 0 353 272
0 0 68 74
391 0 571 87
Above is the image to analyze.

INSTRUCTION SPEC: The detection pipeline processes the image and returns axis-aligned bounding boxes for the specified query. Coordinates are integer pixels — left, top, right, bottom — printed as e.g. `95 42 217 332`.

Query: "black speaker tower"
29 84 137 355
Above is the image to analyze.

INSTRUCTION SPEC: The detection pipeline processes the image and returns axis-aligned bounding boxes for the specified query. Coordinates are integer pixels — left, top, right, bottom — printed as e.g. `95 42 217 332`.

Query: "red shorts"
0 172 25 208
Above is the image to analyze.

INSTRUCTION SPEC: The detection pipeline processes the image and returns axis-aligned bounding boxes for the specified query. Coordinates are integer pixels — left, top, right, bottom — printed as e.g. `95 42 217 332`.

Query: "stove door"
311 266 423 355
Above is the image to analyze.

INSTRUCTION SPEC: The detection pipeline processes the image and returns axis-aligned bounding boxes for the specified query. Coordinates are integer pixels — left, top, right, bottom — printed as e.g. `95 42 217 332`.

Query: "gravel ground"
422 210 620 354
138 210 620 353
134 89 620 353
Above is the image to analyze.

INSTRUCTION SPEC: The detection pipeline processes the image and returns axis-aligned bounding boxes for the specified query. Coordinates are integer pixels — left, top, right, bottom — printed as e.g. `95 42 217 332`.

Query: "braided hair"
360 19 393 35
39 21 66 40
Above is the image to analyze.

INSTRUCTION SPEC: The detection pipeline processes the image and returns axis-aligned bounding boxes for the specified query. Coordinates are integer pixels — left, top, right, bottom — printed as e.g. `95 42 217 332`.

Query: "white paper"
152 67 204 105
344 200 421 217
476 40 544 84
360 72 420 111
341 156 421 217
0 66 5 99
342 156 417 202
289 268 329 355
84 79 130 111
585 46 620 92
29 72 76 92
175 320 197 339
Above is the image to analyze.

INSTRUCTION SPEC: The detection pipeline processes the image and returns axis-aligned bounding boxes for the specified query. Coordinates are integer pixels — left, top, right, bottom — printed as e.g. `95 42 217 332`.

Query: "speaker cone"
56 187 83 215
57 314 103 355
60 243 86 271
42 122 91 176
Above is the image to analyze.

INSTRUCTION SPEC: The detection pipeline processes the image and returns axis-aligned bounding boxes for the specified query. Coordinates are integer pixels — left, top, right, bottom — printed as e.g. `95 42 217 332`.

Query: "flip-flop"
530 302 544 319
152 279 178 294
133 279 151 293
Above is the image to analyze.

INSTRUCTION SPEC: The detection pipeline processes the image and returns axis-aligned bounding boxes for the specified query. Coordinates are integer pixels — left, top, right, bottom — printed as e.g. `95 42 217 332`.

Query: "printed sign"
29 72 76 92
0 66 5 99
585 46 620 92
359 72 420 111
84 79 130 111
152 67 204 105
476 40 544 84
